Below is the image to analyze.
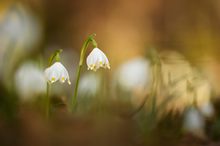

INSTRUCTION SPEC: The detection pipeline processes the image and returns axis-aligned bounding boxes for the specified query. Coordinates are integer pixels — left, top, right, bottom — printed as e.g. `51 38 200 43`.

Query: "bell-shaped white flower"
86 48 110 71
44 62 71 84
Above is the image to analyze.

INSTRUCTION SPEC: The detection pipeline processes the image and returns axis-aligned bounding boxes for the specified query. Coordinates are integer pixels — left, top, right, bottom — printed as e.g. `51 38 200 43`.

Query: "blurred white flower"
0 4 43 80
199 101 215 118
44 62 71 84
15 62 46 100
78 73 101 97
116 57 151 92
86 48 110 71
183 107 205 138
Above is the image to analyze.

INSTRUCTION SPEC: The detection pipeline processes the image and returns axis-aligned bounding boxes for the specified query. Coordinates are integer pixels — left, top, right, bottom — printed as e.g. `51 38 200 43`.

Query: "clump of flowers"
44 34 110 116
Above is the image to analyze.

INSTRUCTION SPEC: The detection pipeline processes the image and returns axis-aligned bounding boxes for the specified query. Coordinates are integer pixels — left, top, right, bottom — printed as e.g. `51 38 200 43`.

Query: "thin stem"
150 51 161 117
71 34 97 112
71 65 82 111
48 49 63 65
46 83 50 119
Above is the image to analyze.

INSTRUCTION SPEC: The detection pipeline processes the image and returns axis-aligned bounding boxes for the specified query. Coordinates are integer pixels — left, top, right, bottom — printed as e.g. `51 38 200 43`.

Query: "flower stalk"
71 34 97 112
46 82 50 119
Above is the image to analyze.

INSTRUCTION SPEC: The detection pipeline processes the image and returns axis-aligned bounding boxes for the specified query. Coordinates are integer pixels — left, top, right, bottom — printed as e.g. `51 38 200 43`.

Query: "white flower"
199 101 215 118
116 57 151 92
78 73 101 97
183 107 205 137
86 48 110 71
15 62 46 100
44 62 71 84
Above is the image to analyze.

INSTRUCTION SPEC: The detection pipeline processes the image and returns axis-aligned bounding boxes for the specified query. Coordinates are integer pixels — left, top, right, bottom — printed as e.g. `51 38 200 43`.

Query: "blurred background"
1 0 220 145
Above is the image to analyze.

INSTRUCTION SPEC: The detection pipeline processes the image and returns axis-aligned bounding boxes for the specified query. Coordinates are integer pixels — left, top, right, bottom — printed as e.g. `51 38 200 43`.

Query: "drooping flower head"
44 62 71 84
86 48 110 71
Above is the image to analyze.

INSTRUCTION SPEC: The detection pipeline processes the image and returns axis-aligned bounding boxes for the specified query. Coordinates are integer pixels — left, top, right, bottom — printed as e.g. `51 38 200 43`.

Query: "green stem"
46 83 50 119
151 52 161 116
71 65 82 111
71 34 97 112
49 49 63 65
